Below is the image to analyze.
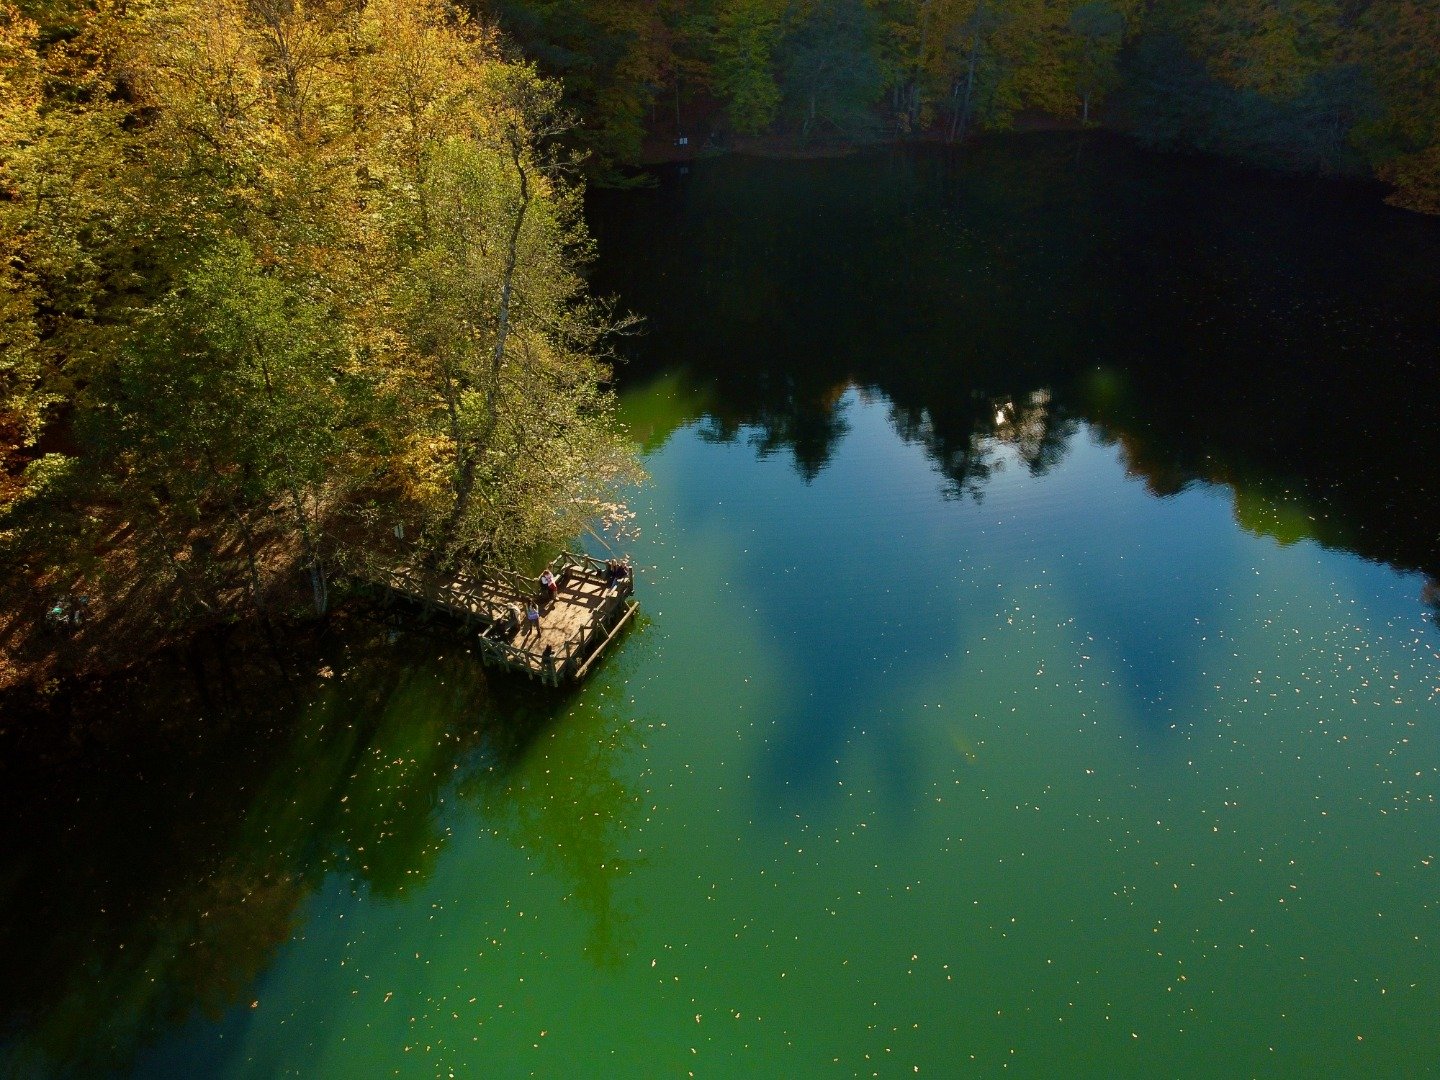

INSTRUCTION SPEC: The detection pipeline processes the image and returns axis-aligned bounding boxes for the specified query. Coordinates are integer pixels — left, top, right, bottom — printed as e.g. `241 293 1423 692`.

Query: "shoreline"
626 113 1393 200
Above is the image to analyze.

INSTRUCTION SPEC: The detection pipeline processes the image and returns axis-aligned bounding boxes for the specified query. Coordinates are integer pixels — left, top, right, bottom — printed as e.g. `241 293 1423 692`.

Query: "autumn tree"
0 2 138 510
476 0 694 169
1353 0 1440 212
0 0 641 653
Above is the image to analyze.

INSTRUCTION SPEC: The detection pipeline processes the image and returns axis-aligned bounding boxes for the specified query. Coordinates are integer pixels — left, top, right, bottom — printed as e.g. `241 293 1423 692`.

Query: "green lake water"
3 136 1440 1077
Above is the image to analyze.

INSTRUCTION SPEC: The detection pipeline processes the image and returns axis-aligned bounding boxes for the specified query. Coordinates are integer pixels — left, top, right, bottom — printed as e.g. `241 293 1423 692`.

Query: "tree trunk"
960 47 977 139
254 354 328 616
148 513 215 616
430 130 533 571
206 450 268 619
914 0 933 130
287 484 328 616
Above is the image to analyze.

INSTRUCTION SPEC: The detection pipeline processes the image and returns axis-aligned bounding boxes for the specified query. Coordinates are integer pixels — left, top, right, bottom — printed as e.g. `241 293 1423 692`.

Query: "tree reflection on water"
0 616 646 1075
465 670 648 970
593 137 1440 585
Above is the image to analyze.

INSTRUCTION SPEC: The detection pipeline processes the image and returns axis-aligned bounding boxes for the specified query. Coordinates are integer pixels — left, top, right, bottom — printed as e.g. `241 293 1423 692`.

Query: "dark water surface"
4 136 1440 1077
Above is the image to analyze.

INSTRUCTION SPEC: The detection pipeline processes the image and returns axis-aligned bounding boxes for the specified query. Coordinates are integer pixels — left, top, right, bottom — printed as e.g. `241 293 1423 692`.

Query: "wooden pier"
371 552 637 687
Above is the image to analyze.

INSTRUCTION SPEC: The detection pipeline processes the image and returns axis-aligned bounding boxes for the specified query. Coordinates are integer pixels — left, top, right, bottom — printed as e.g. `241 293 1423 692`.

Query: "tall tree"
710 0 785 135
779 0 884 142
1067 0 1125 123
0 2 136 509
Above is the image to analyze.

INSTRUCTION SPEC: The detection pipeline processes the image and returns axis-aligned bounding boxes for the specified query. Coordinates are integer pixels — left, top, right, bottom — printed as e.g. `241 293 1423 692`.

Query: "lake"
3 135 1439 1078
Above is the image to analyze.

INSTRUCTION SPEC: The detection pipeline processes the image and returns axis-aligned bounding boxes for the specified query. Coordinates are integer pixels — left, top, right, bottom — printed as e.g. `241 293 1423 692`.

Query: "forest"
0 0 641 687
2 0 1437 688
477 0 1440 211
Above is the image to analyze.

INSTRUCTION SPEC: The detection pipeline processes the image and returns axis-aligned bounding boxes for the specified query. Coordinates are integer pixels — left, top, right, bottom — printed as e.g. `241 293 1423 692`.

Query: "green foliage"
1121 30 1378 175
460 0 1440 208
0 0 642 645
80 241 347 611
711 0 784 134
482 0 689 168
1067 1 1125 121
780 0 884 141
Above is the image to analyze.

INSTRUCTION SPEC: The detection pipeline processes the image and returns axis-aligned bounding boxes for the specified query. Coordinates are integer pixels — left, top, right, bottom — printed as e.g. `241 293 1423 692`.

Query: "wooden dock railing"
551 551 613 577
370 553 638 687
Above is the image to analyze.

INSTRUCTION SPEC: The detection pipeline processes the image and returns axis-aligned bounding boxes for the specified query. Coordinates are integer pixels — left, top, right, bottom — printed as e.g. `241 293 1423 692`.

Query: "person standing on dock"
605 559 630 593
539 568 559 607
504 603 523 638
526 602 541 636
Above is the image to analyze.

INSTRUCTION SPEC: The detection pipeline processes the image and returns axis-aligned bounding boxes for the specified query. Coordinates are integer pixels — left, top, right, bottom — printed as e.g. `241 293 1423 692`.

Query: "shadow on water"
3 134 1438 1074
593 134 1440 799
591 134 1440 582
0 612 646 1076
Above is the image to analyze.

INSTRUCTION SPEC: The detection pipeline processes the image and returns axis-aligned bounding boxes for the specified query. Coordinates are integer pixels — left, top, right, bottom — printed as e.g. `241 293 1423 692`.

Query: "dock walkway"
370 552 637 686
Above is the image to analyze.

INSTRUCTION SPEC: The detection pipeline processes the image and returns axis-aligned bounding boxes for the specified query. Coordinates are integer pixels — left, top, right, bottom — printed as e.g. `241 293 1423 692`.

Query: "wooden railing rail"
477 638 540 667
574 601 639 681
490 567 537 597
554 551 612 577
366 554 635 685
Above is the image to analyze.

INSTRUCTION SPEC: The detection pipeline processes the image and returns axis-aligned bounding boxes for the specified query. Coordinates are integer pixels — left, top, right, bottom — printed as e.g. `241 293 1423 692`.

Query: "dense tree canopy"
472 0 1439 208
0 0 640 661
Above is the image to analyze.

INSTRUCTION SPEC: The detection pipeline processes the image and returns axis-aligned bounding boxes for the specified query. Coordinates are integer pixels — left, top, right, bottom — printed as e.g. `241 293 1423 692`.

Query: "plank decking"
370 552 637 686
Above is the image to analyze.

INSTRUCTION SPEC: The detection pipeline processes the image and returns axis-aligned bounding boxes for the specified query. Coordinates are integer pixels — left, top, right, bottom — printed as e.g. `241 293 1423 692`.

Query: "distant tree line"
0 0 640 663
474 0 1440 211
